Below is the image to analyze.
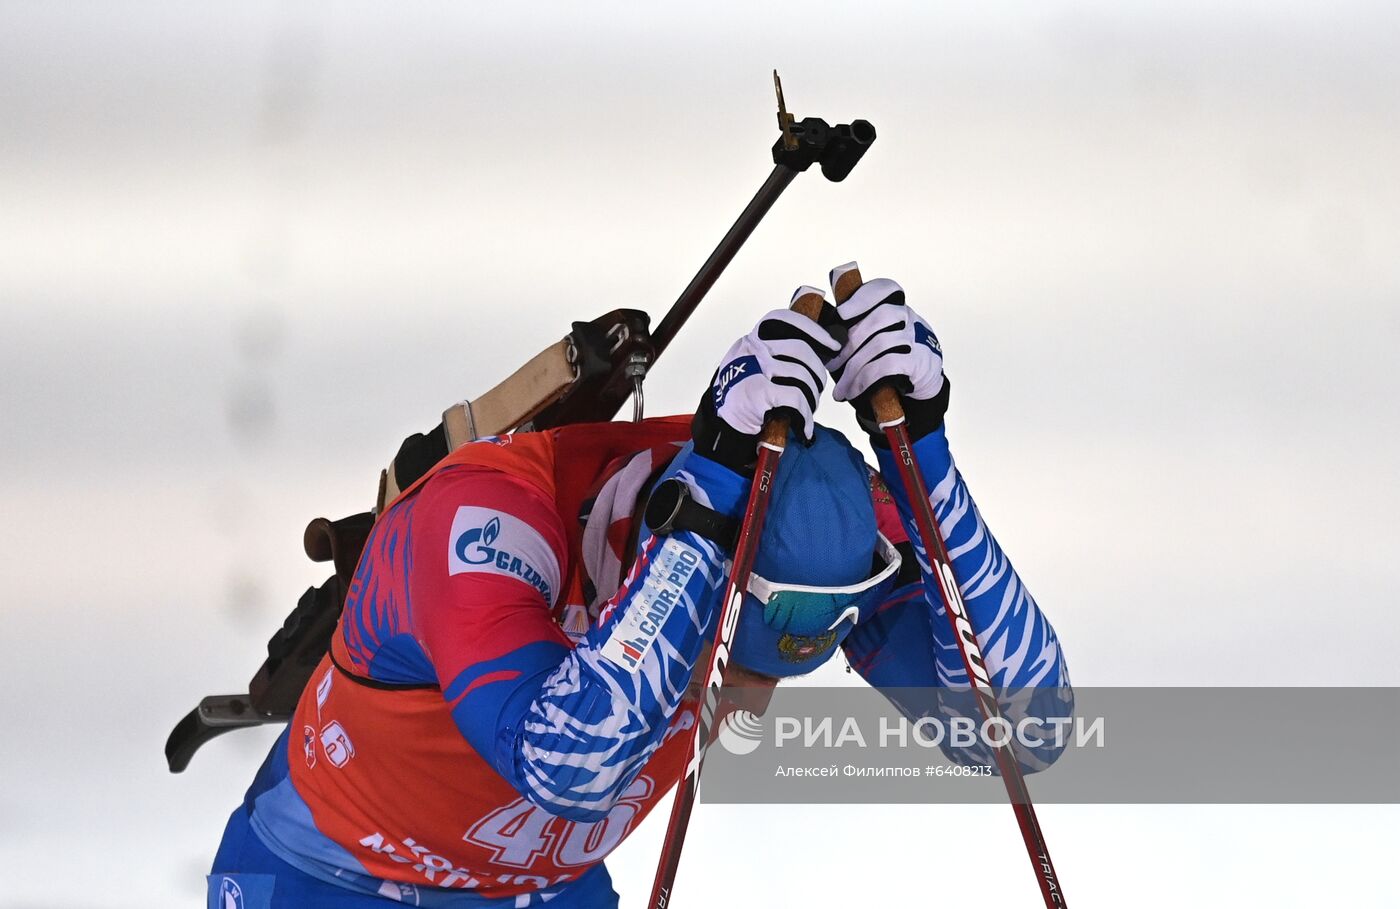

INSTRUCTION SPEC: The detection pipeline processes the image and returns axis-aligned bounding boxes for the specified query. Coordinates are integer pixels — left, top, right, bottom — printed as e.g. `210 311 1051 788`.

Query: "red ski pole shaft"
648 292 826 909
832 264 1068 908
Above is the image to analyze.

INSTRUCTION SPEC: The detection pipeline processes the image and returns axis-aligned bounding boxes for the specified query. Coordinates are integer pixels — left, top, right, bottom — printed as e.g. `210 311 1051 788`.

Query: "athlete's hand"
691 304 839 473
826 267 950 442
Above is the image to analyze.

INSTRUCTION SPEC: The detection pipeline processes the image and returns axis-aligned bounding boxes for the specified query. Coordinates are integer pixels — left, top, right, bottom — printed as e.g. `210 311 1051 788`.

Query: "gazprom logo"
448 507 559 605
712 355 759 409
455 516 502 563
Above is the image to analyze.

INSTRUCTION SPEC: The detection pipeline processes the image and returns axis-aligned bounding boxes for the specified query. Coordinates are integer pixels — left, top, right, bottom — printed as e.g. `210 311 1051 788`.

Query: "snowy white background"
2 1 1397 906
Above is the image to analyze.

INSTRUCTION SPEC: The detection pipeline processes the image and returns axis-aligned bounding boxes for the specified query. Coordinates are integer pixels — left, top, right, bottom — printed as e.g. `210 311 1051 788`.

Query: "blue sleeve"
849 426 1073 771
501 453 745 821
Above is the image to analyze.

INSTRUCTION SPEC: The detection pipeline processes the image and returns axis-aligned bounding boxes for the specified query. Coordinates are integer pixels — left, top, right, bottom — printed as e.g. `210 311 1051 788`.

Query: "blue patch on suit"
207 873 274 909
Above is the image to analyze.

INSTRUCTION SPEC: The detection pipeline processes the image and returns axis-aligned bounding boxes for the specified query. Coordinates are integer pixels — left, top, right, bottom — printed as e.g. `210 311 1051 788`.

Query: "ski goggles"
733 533 904 677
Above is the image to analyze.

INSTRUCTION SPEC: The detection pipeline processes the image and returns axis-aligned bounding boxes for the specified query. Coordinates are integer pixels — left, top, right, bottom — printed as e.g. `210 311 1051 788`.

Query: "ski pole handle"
829 261 864 307
789 290 827 322
758 290 827 448
829 263 905 425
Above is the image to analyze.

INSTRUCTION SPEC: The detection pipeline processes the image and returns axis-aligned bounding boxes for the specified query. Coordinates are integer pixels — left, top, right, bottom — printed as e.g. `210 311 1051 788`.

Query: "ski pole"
831 263 1069 908
648 291 826 909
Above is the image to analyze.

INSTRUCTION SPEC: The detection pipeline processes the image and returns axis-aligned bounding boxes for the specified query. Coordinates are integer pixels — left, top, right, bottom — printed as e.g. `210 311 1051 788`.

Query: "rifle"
165 73 875 772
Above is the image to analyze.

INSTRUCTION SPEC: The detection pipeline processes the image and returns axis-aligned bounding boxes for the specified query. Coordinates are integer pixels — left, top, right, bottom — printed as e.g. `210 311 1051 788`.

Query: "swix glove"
692 304 840 473
827 272 950 444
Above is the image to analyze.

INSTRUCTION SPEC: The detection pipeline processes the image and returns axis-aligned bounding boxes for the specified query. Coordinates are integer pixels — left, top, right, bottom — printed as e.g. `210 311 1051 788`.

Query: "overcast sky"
1 2 1397 906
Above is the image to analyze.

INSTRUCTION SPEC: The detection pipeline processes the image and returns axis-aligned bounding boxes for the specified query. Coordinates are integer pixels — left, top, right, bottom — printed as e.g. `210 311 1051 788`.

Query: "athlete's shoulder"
429 432 561 499
414 462 566 548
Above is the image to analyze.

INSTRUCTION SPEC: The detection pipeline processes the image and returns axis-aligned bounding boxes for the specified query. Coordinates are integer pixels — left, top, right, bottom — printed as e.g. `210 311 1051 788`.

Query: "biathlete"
208 267 1071 908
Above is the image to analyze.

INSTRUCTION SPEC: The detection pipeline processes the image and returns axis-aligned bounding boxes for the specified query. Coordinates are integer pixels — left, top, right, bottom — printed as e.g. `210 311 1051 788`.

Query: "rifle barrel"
651 164 798 356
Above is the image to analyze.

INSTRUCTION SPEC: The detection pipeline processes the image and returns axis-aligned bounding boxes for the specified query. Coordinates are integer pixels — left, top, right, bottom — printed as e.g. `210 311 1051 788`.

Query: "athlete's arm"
827 269 1072 770
416 308 836 822
867 428 1070 691
410 459 740 824
843 439 1073 771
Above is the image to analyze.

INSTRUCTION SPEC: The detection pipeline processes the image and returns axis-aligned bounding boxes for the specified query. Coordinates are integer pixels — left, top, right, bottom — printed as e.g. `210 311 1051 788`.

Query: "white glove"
693 302 839 470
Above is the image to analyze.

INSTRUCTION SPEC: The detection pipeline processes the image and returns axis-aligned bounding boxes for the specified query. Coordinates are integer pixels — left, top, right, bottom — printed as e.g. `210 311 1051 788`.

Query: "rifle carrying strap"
444 337 579 449
378 337 580 511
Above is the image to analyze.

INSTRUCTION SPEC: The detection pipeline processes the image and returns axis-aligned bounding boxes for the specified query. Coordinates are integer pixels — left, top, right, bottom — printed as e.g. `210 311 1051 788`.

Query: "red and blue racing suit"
210 416 1069 907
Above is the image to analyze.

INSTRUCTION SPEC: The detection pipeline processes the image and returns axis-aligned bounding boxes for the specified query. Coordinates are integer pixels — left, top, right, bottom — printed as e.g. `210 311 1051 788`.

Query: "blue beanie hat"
734 423 882 675
752 423 877 586
644 423 886 677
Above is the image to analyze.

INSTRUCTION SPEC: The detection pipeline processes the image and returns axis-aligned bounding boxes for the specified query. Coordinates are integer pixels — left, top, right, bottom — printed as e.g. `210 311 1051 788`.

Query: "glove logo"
712 355 759 409
718 710 764 756
449 507 559 605
914 321 942 356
